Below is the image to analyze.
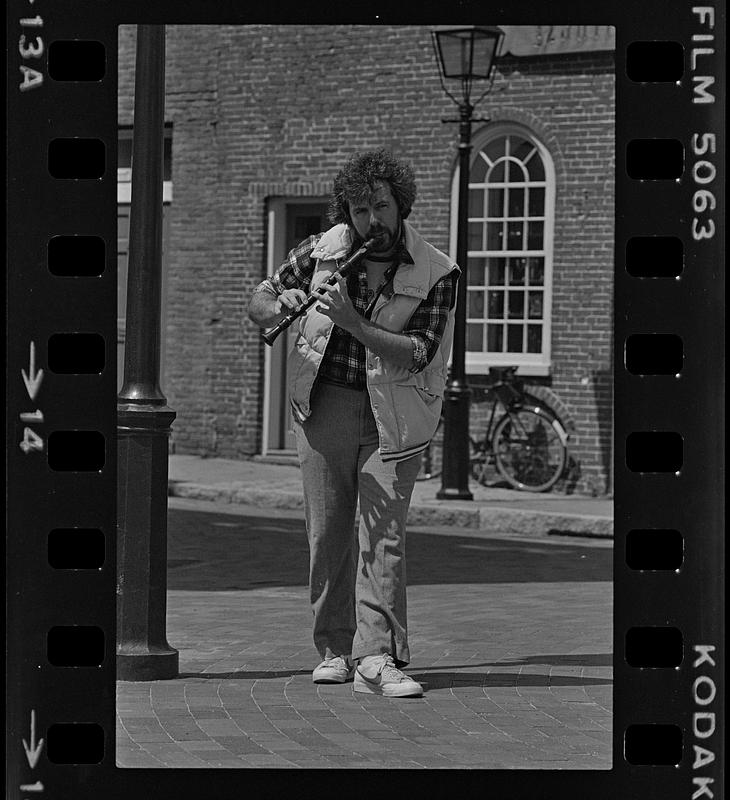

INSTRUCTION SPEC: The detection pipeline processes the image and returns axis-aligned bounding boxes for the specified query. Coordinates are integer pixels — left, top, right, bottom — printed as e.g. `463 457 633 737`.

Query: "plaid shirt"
257 230 455 389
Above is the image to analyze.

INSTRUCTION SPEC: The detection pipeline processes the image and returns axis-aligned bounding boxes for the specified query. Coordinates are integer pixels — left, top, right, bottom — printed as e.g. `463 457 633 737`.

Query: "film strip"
5 1 724 797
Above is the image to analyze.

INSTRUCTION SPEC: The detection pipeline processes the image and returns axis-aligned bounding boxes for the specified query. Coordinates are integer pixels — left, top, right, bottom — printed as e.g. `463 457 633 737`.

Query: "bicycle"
417 366 570 493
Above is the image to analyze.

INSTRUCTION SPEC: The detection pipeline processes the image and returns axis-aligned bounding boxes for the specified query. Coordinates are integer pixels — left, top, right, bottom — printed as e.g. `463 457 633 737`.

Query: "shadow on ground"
167 508 612 592
177 657 613 688
409 672 612 689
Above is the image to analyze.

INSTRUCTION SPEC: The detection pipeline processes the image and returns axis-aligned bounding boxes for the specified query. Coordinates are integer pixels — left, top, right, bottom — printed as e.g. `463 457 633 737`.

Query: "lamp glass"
436 30 472 79
471 33 500 79
434 27 502 80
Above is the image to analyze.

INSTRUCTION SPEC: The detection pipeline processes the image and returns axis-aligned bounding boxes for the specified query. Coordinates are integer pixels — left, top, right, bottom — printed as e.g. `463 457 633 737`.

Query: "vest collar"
392 221 434 299
310 224 356 261
310 221 436 300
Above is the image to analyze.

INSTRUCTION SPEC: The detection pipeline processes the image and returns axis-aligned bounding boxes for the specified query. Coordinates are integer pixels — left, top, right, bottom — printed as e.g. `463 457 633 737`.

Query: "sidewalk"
117 498 613 770
168 454 613 538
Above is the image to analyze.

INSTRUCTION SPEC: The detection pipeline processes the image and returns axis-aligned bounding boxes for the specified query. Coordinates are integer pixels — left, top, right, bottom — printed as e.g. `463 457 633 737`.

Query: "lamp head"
432 25 504 107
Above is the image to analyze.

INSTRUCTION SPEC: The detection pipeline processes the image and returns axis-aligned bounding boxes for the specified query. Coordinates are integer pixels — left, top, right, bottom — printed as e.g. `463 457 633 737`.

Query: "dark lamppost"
116 25 178 681
432 26 503 501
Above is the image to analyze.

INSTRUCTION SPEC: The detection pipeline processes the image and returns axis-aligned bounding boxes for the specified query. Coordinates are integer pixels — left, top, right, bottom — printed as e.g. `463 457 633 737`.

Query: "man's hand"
314 274 360 331
248 286 308 328
313 274 415 370
275 288 309 316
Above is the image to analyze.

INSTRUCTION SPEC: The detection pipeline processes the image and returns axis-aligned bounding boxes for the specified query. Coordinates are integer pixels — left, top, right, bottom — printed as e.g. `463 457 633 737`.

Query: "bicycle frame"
473 380 524 456
473 375 569 453
418 366 570 490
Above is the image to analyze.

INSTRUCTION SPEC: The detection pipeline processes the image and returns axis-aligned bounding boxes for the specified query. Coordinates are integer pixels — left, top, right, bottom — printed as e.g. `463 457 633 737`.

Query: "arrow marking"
22 710 44 769
21 342 44 402
19 782 44 792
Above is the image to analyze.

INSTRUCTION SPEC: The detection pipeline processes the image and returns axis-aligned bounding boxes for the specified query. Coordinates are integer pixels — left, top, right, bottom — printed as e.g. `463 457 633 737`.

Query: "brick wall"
118 25 614 495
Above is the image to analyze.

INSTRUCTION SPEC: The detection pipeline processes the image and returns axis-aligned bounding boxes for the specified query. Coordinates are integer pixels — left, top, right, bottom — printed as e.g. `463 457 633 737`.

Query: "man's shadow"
167 506 612 591
180 653 613 687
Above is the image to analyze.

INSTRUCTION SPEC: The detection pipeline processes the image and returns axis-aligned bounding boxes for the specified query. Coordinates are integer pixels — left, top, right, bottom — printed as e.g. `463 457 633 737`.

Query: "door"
264 199 329 453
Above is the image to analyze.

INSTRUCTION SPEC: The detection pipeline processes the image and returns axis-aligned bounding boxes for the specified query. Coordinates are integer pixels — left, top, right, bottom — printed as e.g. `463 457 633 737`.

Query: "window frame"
449 122 556 376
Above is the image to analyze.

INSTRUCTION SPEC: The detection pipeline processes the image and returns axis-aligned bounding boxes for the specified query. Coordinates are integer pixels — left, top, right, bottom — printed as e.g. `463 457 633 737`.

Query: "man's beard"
367 221 400 253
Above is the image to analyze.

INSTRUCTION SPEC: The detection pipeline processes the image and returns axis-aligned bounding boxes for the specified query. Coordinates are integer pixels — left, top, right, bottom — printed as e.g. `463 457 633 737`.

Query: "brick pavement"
116 499 613 770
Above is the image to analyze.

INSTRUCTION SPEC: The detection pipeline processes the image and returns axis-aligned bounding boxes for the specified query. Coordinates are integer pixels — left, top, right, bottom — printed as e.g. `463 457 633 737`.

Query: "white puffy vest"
287 221 459 462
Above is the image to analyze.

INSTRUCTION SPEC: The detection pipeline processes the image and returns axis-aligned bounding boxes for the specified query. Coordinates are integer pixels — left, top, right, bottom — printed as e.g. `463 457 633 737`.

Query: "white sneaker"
312 656 354 684
354 654 424 697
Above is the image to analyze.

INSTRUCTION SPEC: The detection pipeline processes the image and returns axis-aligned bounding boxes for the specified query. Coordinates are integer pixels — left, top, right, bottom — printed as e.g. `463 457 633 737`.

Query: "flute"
261 236 379 347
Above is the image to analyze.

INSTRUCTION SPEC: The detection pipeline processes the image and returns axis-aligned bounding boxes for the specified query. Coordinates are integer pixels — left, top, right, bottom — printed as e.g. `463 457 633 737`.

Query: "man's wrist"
408 334 427 373
346 316 365 337
349 318 417 370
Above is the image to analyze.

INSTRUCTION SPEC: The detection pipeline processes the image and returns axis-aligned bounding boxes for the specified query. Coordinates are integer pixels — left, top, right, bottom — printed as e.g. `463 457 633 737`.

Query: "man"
248 149 459 698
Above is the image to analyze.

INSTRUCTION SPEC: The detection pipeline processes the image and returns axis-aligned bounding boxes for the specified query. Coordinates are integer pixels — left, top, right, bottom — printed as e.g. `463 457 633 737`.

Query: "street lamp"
431 25 503 501
116 25 179 681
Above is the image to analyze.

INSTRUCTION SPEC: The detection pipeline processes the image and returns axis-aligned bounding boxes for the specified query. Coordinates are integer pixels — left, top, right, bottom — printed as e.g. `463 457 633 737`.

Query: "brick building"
117 24 615 495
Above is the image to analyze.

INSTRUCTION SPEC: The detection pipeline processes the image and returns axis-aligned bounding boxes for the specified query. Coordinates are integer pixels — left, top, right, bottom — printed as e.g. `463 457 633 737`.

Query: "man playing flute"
248 149 459 698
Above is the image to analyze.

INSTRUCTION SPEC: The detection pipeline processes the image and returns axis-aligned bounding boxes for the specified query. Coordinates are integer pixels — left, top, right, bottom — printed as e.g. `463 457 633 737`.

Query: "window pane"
487 222 503 250
508 291 524 318
468 290 485 317
508 159 527 182
487 290 504 318
484 138 505 163
488 257 506 285
509 258 526 285
467 324 484 351
527 154 545 181
507 324 523 352
469 222 483 250
528 221 544 249
507 188 525 218
528 187 545 216
294 215 323 241
487 188 504 217
512 137 535 163
528 257 544 285
117 212 130 245
118 137 132 170
467 258 487 285
507 221 523 249
527 324 542 353
487 324 504 352
528 290 543 319
163 135 172 182
470 154 488 183
488 161 505 182
119 129 172 180
469 189 484 218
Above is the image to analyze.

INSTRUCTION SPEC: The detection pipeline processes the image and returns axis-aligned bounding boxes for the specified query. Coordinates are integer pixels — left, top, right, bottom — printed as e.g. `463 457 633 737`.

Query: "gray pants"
293 380 421 666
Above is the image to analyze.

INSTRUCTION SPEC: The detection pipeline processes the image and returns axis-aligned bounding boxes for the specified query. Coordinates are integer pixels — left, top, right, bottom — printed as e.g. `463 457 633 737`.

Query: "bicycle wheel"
416 418 444 481
492 406 567 492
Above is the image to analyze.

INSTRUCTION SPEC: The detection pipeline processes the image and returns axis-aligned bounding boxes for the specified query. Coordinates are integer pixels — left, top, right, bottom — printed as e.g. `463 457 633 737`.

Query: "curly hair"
327 148 417 225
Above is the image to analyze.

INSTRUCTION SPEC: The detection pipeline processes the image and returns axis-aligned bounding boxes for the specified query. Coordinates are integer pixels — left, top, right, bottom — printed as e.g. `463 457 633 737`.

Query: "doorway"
263 198 329 454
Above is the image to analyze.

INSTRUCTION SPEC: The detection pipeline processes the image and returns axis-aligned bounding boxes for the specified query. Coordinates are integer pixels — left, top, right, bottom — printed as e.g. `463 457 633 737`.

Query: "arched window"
452 125 555 375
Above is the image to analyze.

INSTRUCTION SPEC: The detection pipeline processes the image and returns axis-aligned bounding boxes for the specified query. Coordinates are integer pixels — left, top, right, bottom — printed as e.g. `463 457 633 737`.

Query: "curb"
168 480 613 539
169 481 304 509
